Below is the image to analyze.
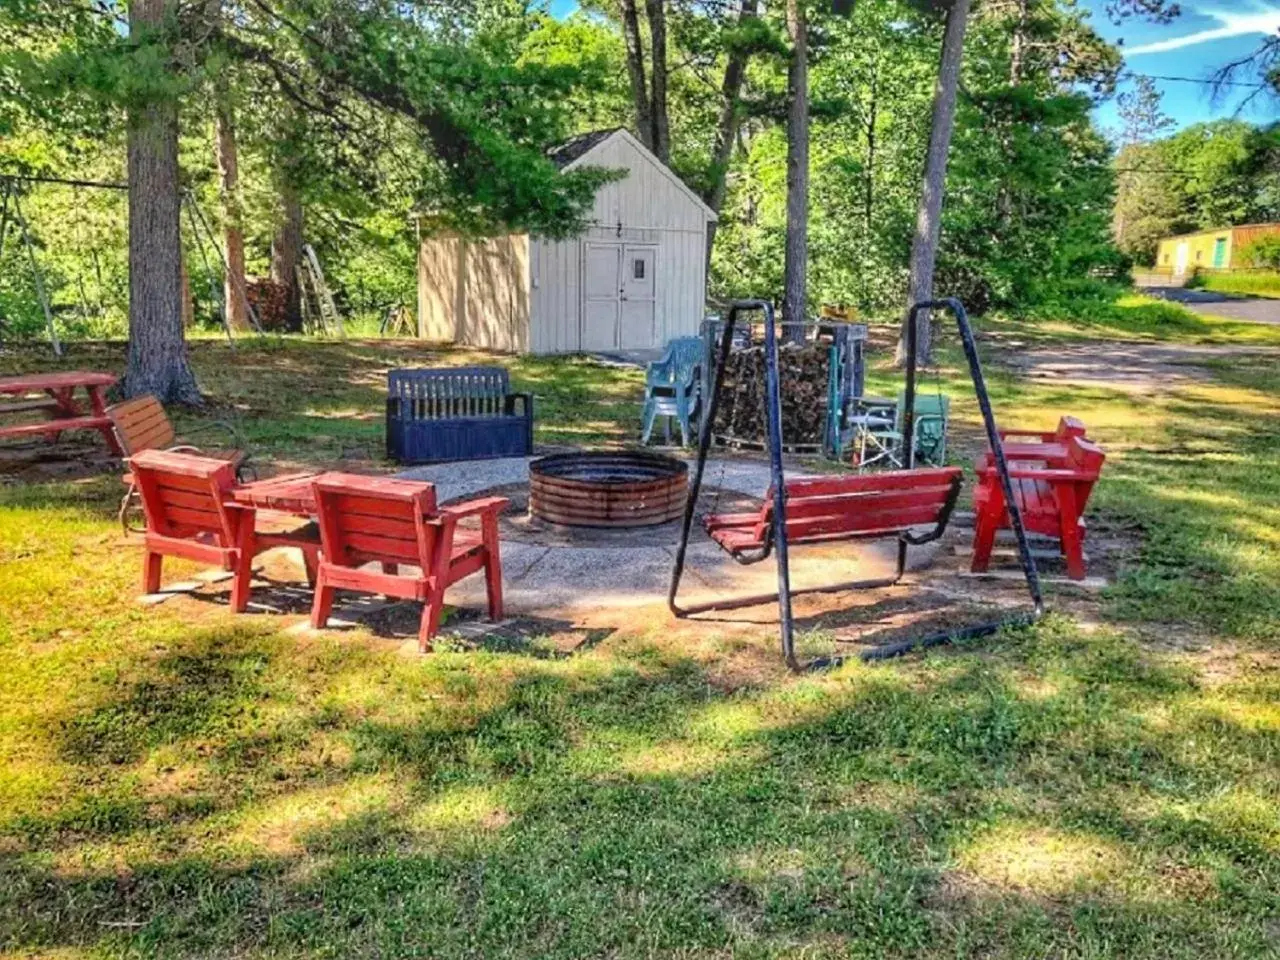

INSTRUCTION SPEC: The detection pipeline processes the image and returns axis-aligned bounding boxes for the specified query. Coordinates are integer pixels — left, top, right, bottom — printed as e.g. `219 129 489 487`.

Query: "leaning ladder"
298 244 344 338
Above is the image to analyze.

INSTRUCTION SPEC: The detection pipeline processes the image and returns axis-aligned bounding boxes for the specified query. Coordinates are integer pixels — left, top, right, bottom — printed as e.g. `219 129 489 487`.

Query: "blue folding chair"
641 336 703 446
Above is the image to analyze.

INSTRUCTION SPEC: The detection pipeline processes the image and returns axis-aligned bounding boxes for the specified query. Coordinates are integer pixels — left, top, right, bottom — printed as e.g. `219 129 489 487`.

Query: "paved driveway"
1142 286 1280 325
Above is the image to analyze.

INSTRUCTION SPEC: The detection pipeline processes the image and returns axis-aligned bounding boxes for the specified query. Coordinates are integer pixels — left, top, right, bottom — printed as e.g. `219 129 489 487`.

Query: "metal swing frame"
667 297 1044 671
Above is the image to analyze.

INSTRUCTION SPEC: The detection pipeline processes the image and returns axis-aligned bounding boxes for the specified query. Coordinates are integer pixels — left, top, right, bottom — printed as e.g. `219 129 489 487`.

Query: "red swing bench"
692 467 964 613
704 467 963 561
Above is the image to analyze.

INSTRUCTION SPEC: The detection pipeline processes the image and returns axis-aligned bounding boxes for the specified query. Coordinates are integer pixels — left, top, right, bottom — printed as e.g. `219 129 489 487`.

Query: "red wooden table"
228 472 327 589
0 371 123 454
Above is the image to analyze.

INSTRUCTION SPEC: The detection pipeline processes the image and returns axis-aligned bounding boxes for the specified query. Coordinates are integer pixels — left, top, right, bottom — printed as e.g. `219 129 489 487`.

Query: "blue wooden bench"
386 367 533 463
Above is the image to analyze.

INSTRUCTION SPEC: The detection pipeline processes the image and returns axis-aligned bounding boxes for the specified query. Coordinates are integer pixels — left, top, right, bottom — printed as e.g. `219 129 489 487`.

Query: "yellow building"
1156 223 1280 276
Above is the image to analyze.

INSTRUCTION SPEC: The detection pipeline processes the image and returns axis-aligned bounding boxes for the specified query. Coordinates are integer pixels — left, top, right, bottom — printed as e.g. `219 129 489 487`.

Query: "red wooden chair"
109 395 251 534
977 416 1089 471
309 474 508 651
129 449 319 610
704 467 964 561
1000 415 1087 446
971 435 1106 580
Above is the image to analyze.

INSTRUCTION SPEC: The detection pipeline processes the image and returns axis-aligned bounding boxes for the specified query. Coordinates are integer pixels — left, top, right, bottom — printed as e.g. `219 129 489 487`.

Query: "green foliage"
0 0 1193 342
1188 269 1280 300
945 90 1121 311
1115 121 1280 265
1235 234 1280 270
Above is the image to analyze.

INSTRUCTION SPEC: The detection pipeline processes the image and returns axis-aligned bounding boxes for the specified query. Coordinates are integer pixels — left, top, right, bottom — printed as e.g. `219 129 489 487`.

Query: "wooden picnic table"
0 370 123 454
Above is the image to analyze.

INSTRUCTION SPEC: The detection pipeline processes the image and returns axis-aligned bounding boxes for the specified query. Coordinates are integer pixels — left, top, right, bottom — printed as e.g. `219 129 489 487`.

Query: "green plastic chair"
853 391 950 470
641 337 703 446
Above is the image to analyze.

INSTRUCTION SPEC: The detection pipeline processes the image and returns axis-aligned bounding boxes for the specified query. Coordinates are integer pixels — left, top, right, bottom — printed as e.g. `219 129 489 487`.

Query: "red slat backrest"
754 467 962 542
1062 438 1105 516
129 449 238 541
314 474 439 568
108 395 176 456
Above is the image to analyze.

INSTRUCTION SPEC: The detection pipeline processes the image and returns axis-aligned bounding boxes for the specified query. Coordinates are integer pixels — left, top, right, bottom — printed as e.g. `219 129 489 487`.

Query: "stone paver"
397 455 791 503
397 456 911 619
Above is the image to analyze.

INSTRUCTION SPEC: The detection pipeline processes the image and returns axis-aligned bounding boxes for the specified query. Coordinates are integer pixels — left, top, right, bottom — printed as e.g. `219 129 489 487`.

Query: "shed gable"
560 129 716 231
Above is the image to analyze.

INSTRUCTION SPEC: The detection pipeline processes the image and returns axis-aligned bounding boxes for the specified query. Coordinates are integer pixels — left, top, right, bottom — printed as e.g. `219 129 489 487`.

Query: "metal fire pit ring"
528 451 689 528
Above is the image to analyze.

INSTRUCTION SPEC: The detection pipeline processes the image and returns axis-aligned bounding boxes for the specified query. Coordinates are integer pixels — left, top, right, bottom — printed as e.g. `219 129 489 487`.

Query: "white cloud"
1126 8 1280 56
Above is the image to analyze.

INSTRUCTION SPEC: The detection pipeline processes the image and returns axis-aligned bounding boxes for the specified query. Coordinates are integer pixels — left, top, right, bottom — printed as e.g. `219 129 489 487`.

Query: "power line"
1124 71 1270 90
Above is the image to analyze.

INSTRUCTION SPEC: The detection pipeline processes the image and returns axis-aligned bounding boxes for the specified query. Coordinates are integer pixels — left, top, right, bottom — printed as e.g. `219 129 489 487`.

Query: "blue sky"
546 0 1279 134
1086 0 1280 135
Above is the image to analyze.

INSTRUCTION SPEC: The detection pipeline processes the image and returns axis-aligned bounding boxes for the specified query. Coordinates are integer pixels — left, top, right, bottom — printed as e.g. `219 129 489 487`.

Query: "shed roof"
547 128 623 169
1160 222 1280 243
549 127 717 222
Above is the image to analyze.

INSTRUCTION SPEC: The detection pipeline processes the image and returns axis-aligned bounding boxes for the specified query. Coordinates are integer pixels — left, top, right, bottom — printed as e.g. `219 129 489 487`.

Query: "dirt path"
989 339 1277 394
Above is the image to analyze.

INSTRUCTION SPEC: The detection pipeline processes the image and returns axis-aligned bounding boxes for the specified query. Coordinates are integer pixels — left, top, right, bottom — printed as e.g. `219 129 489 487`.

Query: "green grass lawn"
1006 291 1280 345
2 329 1279 958
1189 270 1280 301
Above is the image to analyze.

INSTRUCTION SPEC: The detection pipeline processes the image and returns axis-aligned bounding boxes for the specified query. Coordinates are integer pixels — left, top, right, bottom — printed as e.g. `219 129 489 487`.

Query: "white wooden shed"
417 128 716 354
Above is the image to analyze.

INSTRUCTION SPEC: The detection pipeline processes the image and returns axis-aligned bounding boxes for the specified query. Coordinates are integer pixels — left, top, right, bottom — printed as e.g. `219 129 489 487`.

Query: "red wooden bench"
129 449 319 609
703 467 964 561
309 474 508 651
971 435 1105 580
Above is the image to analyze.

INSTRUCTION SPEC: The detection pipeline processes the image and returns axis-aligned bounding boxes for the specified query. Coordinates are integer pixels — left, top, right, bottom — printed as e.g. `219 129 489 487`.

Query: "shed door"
1174 242 1189 276
619 245 657 349
1213 237 1228 268
581 242 621 351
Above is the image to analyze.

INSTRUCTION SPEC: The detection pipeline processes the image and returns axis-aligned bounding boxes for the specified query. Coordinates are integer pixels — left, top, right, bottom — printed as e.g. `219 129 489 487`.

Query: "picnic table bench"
0 371 122 454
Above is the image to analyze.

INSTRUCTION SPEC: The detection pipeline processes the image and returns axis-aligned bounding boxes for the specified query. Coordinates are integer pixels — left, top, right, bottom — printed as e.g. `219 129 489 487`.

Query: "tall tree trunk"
125 0 201 402
620 0 652 150
782 0 809 325
215 95 249 331
1009 0 1029 86
864 66 879 233
270 179 303 332
997 0 1029 226
702 0 756 268
900 0 971 365
645 0 670 163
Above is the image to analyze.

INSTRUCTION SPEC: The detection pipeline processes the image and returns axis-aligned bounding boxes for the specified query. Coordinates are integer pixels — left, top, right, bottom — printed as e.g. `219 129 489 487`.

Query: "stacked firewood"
713 342 830 446
245 279 289 330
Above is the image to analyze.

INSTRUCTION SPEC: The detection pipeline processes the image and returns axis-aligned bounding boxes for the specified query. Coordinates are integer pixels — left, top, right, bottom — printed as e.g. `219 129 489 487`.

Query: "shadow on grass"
3 622 1278 957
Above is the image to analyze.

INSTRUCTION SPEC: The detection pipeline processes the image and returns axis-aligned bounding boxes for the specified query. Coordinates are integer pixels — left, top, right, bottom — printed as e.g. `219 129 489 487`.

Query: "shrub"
1237 234 1280 269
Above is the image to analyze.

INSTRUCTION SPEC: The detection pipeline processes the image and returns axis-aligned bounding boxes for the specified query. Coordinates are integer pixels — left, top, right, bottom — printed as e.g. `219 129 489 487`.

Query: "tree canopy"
0 0 1237 357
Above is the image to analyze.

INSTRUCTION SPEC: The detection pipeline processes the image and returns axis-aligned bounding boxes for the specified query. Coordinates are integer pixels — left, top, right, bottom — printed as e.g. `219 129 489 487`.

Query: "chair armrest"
977 442 1070 469
976 464 1098 482
999 429 1057 442
181 418 246 450
438 496 510 521
168 444 248 469
504 393 534 418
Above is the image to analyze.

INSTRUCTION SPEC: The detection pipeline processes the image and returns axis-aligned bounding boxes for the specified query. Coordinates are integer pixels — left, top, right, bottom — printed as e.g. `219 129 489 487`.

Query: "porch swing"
667 298 1044 671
